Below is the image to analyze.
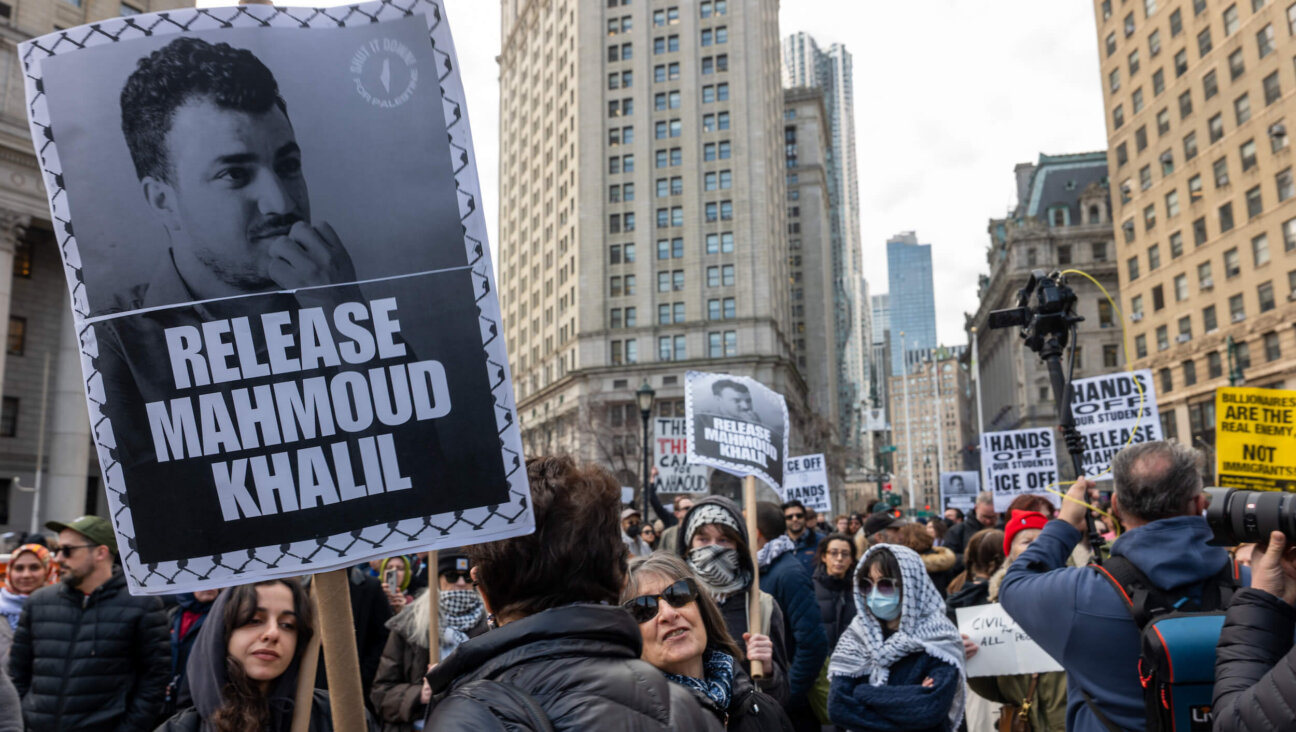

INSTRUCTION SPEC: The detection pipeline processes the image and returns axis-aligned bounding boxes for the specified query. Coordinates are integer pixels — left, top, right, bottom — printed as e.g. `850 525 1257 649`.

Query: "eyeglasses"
859 577 899 597
54 544 96 558
784 512 805 520
440 570 471 584
825 550 852 559
622 578 699 624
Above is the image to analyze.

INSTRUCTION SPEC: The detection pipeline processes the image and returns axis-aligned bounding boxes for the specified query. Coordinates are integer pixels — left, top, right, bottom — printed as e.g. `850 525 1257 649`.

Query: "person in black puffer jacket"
812 532 858 649
9 517 169 732
424 456 719 731
1213 530 1296 732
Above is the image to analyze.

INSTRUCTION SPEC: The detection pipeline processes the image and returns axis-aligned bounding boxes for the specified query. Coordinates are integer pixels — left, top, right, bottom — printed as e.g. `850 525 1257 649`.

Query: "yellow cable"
1007 269 1147 538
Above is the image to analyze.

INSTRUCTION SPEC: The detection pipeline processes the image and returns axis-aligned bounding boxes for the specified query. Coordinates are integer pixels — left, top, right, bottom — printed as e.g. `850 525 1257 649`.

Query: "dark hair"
120 37 287 182
623 553 743 661
927 517 949 540
711 378 749 396
212 579 313 732
947 528 1007 594
755 501 785 542
814 532 858 569
945 507 964 521
781 499 806 513
860 547 904 609
1111 441 1204 522
469 456 625 620
1006 493 1056 518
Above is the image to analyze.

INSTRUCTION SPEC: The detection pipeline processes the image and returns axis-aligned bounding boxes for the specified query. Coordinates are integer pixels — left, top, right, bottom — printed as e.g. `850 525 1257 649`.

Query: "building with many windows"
886 231 938 375
967 153 1124 436
498 0 813 498
888 347 974 513
1093 0 1296 458
0 0 192 536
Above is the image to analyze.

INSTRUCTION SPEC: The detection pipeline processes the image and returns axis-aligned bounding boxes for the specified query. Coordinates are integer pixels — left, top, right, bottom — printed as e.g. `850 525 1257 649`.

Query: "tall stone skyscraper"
1092 0 1296 456
781 31 867 462
498 0 807 494
886 231 938 376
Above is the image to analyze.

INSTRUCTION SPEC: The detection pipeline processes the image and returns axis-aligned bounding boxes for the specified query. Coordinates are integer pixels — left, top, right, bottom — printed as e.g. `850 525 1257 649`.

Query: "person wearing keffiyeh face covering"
370 551 487 732
827 544 966 732
677 496 793 708
0 544 55 662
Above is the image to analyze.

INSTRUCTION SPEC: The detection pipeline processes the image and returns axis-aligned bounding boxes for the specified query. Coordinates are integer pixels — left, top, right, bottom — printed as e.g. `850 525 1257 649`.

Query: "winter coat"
919 547 956 600
678 495 794 706
687 661 795 732
370 601 488 732
944 516 990 575
162 595 216 720
827 649 961 732
813 564 857 649
999 516 1247 732
0 669 21 732
943 576 990 624
424 603 721 731
1213 587 1296 732
154 588 379 732
8 571 169 732
761 550 830 702
790 528 822 574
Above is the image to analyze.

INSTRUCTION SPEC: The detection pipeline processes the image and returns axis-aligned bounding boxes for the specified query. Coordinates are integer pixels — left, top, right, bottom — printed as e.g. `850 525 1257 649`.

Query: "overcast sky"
202 0 1109 345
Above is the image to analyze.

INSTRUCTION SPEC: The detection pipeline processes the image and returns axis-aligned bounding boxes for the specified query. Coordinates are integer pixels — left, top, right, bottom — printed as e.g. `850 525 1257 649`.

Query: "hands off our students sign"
20 0 532 593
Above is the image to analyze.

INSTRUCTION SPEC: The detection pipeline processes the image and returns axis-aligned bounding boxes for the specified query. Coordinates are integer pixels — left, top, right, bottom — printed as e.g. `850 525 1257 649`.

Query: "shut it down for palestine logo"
351 38 419 108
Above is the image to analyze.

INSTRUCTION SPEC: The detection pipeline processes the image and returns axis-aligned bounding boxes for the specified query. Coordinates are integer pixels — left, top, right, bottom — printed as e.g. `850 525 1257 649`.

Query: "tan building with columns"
888 347 974 514
1094 0 1296 461
0 0 190 537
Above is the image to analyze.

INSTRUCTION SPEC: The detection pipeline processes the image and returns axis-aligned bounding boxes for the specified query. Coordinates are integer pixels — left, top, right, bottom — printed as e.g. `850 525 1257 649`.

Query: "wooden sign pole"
315 569 368 732
290 580 324 732
427 550 440 665
743 474 763 679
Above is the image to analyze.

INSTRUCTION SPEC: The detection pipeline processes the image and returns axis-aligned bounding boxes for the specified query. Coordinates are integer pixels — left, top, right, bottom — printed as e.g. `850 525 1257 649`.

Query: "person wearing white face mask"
827 544 966 732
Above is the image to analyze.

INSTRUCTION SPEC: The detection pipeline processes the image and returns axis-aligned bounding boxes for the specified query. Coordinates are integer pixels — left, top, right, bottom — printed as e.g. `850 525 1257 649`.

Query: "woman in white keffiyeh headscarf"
827 544 966 732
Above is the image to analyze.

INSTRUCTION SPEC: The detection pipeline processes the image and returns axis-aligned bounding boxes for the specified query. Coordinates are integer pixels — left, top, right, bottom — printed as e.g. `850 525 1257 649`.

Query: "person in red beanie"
1003 510 1049 561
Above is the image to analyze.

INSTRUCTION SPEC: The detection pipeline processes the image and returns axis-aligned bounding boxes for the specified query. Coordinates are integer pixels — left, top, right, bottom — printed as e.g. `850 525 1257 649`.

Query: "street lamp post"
900 331 915 513
636 381 656 520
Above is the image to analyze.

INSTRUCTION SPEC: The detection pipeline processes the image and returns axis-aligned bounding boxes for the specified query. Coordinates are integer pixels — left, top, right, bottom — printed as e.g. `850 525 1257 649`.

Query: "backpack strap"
1079 686 1125 732
1090 555 1167 629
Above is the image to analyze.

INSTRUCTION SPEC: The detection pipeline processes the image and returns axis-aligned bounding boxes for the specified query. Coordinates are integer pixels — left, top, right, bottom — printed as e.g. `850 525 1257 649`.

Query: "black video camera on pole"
989 270 1107 563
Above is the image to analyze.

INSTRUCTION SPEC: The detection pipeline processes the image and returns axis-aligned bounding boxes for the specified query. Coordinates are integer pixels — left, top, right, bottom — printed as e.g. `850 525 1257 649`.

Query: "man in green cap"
8 515 169 731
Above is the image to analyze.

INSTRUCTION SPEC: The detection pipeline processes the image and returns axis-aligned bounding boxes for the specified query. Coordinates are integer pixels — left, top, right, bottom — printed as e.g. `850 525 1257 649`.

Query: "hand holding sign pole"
684 371 790 679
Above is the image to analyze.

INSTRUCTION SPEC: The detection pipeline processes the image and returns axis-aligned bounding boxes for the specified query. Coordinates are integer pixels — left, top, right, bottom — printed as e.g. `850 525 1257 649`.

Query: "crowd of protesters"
4 439 1296 730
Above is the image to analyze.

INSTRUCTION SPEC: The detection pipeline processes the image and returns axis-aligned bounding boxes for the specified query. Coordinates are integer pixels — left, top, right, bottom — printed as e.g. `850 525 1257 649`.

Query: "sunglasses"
440 570 471 584
859 577 899 597
622 578 699 624
784 512 805 520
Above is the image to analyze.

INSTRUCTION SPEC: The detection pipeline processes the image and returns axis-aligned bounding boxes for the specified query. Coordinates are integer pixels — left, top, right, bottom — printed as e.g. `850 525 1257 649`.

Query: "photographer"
1213 530 1296 732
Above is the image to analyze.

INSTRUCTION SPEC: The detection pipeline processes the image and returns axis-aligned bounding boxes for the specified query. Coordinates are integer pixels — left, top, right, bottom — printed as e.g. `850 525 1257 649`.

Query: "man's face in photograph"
950 476 964 490
717 386 755 421
154 97 310 290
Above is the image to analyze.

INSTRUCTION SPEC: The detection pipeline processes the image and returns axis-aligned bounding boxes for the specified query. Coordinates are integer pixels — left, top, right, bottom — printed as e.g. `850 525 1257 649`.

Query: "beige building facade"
1094 0 1296 458
0 0 191 536
888 348 974 513
498 0 817 497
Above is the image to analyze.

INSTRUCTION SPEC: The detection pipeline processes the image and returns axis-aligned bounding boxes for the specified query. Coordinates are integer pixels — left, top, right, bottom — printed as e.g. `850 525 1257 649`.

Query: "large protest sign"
685 371 789 490
19 1 532 594
1216 387 1296 492
1071 369 1162 480
781 455 830 514
956 604 1063 677
981 428 1060 512
654 417 709 495
939 471 979 512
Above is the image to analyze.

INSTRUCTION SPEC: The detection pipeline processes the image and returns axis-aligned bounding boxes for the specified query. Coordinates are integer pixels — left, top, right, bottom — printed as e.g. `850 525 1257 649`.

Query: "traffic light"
883 482 892 492
924 504 931 511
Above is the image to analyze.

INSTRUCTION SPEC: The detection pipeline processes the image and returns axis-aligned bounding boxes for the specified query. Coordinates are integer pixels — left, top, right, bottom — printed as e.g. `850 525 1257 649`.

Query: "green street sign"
880 445 898 453
886 493 902 507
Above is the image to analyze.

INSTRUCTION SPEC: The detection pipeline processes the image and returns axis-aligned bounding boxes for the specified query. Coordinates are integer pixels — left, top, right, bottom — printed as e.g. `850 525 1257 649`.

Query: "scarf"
439 589 484 658
0 587 24 630
663 649 736 711
757 535 796 569
687 544 750 603
3 544 54 595
829 544 966 732
684 504 743 547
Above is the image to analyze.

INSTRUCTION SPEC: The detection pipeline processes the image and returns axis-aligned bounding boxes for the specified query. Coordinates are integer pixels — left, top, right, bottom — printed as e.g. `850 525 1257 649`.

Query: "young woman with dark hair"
423 455 718 730
622 553 792 731
812 532 858 649
827 545 966 732
155 578 374 732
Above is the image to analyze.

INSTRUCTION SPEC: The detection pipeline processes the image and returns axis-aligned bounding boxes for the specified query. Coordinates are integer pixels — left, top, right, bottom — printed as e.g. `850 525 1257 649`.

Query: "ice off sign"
980 428 1060 512
781 454 830 514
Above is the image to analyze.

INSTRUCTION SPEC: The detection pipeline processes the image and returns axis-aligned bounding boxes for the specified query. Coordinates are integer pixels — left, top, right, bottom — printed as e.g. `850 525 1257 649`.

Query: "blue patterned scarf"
663 649 736 711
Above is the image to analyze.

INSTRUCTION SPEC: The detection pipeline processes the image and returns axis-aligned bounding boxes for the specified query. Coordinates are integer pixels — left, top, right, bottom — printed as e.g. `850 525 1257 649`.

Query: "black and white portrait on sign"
684 371 789 491
21 0 531 594
939 471 979 512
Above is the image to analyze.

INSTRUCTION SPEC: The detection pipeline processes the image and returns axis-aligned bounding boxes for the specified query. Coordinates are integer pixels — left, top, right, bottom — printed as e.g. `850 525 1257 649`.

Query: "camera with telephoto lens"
1205 487 1296 545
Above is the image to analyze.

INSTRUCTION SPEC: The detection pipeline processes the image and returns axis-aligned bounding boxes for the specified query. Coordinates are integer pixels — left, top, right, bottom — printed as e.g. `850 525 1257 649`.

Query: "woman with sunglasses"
623 554 793 731
828 545 966 732
423 456 718 730
813 533 858 650
676 496 792 707
371 551 487 732
156 578 376 732
640 523 661 551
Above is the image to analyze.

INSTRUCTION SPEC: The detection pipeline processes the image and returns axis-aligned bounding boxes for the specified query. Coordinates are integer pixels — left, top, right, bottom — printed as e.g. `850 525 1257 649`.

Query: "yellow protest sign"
1215 387 1296 492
